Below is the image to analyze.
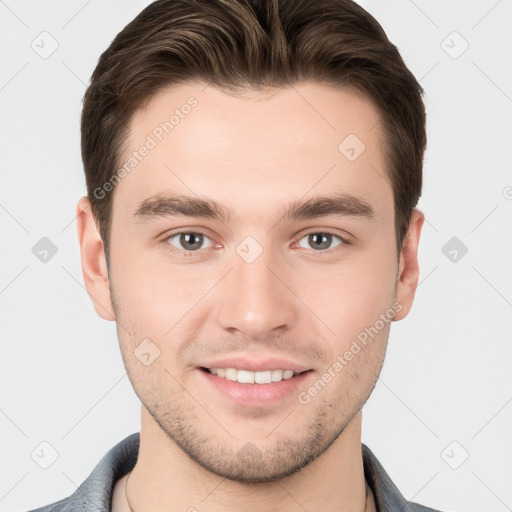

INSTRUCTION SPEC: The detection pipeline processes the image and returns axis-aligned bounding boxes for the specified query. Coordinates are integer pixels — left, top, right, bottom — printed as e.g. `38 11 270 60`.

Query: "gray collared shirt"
27 433 444 511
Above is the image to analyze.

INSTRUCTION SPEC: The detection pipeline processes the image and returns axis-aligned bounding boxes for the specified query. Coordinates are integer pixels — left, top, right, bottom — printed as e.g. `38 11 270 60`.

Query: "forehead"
113 81 391 226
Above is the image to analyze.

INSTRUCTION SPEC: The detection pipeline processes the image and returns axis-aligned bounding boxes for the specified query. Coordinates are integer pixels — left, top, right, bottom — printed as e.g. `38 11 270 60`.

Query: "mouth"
199 367 310 384
198 366 314 405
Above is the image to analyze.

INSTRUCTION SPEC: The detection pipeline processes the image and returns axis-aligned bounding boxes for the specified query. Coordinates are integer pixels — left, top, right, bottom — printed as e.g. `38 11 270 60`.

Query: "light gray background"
1 1 511 511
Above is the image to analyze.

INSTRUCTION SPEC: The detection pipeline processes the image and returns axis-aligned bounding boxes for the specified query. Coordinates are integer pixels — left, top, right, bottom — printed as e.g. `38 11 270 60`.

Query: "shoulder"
362 443 447 512
409 502 447 512
24 433 140 512
409 503 449 512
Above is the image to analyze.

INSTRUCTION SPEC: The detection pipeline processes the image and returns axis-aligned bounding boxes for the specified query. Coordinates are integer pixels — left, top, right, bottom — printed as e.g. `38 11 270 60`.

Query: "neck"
122 407 369 512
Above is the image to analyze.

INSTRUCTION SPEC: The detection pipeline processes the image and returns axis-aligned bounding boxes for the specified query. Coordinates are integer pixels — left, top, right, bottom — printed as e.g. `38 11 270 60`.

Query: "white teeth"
283 370 294 380
237 370 255 384
271 369 283 382
225 368 238 381
206 367 301 384
255 370 272 384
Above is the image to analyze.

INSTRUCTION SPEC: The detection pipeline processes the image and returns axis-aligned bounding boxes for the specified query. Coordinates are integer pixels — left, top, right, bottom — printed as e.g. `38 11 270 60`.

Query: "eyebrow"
132 192 375 225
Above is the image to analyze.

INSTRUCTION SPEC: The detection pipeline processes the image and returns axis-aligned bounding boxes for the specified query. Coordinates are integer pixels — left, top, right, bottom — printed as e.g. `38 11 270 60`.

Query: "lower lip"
198 369 313 405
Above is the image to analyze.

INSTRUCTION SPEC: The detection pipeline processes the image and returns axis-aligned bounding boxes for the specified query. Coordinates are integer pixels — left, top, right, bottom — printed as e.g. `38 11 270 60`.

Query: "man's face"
104 81 412 481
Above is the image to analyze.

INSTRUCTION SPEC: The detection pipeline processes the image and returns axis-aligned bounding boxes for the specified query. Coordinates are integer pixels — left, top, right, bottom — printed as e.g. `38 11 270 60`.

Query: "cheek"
301 252 397 336
122 348 177 411
110 249 197 326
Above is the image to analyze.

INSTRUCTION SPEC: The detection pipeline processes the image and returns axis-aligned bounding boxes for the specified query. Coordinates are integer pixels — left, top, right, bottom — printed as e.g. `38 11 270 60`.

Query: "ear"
393 208 424 321
76 196 116 321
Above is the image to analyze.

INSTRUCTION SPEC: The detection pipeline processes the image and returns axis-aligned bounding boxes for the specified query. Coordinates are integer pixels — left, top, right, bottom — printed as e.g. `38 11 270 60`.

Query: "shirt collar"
35 433 419 511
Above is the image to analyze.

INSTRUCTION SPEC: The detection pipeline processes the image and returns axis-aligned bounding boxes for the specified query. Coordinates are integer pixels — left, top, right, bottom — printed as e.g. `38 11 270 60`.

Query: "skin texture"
77 81 423 512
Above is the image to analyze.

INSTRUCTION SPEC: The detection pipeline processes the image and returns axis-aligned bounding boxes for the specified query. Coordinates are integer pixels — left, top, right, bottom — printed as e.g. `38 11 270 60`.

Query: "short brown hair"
81 0 426 267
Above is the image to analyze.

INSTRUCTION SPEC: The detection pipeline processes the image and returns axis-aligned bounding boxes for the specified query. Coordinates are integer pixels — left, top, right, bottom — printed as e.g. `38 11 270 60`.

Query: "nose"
216 241 298 340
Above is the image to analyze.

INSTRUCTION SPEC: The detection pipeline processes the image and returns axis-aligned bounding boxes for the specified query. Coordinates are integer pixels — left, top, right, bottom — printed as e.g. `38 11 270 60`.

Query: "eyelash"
162 230 351 257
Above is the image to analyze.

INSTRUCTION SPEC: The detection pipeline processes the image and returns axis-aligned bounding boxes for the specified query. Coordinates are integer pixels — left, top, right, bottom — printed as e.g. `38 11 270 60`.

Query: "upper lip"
198 357 311 373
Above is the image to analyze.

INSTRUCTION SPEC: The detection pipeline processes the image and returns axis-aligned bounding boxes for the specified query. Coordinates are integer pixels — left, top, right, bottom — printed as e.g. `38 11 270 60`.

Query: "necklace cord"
125 470 134 512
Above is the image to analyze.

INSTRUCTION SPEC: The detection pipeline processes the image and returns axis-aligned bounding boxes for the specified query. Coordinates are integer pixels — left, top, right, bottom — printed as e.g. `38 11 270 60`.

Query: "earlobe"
393 208 424 321
76 196 116 321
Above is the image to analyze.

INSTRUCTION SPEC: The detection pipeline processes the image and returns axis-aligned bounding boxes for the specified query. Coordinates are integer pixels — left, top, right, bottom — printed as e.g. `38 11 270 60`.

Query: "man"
29 0 442 510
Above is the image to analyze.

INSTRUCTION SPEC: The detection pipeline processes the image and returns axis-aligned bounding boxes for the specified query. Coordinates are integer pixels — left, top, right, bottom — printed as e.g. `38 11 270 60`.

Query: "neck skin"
113 407 373 512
